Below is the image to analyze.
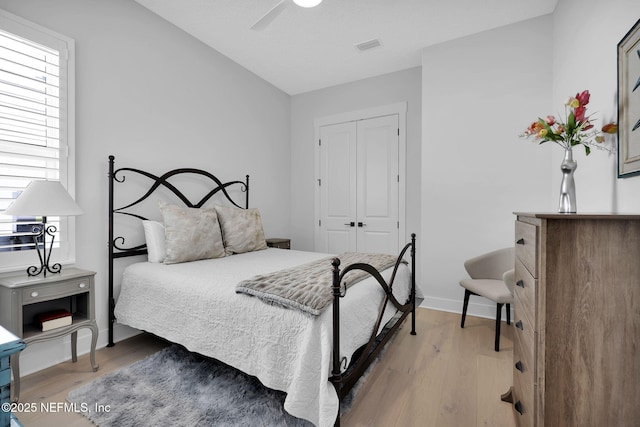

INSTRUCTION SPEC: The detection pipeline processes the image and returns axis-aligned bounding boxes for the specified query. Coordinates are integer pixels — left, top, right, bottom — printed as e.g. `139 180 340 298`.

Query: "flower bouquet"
520 90 617 213
521 90 617 155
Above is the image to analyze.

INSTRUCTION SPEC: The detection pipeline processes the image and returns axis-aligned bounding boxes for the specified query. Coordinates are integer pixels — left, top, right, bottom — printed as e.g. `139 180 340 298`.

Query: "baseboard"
419 295 513 321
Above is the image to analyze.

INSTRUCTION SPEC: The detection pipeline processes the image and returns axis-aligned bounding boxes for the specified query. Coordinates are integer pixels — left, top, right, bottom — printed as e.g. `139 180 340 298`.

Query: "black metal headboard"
107 155 249 346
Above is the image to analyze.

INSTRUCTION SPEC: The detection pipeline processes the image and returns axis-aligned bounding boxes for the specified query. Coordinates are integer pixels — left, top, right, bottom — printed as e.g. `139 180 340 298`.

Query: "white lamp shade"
4 180 83 217
292 0 322 8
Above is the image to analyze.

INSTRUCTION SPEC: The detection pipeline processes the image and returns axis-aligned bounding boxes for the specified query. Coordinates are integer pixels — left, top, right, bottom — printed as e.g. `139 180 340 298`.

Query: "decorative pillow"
214 205 268 255
159 201 226 264
142 220 166 263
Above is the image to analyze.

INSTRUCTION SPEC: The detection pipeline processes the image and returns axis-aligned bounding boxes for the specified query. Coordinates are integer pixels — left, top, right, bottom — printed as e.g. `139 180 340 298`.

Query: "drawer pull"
79 283 87 289
515 401 523 415
516 280 524 288
515 361 524 372
516 238 525 245
31 291 39 298
515 320 524 331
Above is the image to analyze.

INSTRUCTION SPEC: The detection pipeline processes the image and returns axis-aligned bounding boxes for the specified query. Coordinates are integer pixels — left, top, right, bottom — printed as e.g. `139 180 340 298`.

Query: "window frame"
0 8 76 274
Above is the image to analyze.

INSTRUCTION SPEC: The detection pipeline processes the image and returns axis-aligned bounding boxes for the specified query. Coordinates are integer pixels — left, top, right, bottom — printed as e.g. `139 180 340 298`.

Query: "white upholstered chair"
459 247 515 351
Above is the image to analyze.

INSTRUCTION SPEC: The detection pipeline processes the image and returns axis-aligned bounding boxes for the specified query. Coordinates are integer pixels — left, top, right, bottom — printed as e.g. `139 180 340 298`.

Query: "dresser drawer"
22 278 92 305
514 259 537 332
514 294 535 373
513 367 534 427
514 318 534 379
515 221 538 278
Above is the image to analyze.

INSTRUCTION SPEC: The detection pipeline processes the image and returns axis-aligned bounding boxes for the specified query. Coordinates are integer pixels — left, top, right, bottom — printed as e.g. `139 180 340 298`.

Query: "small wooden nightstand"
0 268 99 402
0 326 25 427
266 238 290 249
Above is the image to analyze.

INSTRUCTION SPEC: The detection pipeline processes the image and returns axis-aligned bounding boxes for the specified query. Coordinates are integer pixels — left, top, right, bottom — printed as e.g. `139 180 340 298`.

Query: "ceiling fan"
251 0 322 31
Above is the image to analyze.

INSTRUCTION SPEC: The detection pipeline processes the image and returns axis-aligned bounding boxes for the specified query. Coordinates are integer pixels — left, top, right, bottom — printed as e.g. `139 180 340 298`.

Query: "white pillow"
142 220 166 263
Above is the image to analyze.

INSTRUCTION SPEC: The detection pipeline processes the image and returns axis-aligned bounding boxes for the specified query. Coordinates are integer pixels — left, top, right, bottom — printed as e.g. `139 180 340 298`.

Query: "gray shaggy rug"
67 344 365 426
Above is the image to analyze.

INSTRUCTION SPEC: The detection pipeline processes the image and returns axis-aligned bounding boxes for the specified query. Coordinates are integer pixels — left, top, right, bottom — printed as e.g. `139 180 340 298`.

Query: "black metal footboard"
330 233 417 425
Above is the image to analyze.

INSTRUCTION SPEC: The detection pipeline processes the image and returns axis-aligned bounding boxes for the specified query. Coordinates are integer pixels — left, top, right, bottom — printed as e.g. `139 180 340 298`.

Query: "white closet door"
318 121 357 253
356 115 399 254
317 114 399 255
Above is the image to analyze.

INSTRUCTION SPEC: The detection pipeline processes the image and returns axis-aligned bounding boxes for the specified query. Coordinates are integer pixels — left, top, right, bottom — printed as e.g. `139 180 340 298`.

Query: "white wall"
290 67 422 258
552 0 640 212
0 0 291 375
421 15 554 317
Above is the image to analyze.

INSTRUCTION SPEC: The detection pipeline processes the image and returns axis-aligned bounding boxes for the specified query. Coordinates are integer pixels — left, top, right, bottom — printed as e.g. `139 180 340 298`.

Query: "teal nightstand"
0 326 25 427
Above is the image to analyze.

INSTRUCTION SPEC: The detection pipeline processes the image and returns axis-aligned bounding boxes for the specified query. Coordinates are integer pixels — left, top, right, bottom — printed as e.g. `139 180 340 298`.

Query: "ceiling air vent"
355 39 382 52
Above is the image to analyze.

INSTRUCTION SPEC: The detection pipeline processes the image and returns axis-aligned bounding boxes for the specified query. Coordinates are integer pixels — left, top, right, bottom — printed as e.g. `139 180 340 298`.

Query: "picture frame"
618 18 640 177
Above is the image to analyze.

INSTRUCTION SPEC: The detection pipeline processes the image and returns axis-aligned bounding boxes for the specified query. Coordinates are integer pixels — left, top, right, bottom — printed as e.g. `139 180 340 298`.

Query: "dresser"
0 326 24 427
504 213 640 426
0 269 99 402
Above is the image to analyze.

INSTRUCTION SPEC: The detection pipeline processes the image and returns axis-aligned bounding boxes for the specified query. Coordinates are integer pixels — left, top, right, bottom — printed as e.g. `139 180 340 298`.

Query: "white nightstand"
0 268 99 402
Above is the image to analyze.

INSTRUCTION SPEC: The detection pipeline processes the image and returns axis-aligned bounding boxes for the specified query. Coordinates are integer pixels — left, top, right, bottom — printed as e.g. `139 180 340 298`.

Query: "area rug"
67 344 368 426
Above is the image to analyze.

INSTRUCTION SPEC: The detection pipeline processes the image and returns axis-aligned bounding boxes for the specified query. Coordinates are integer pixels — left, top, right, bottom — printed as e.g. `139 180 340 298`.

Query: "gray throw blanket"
235 252 402 316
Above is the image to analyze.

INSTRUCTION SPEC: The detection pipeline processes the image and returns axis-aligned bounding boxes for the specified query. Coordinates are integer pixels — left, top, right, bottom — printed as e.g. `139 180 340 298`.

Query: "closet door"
318 121 357 254
317 114 399 254
356 115 399 254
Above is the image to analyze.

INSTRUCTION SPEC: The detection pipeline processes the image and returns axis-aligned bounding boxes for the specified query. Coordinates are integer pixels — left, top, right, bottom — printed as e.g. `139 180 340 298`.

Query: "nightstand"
0 268 99 402
266 238 290 249
0 326 25 427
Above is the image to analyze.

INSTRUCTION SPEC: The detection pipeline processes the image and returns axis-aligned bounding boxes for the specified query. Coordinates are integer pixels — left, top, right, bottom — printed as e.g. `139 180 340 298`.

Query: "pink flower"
574 106 586 122
576 90 590 106
545 115 556 125
582 121 594 131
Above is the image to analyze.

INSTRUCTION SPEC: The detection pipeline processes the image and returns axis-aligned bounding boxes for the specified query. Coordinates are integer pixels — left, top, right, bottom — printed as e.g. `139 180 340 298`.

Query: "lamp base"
27 219 62 277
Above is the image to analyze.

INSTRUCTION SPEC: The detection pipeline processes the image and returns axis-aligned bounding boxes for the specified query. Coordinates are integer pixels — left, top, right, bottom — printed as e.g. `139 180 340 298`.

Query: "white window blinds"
0 9 75 272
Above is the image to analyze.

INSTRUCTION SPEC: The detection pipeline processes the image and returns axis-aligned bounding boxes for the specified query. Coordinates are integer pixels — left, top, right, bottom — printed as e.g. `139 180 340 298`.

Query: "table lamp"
4 180 83 277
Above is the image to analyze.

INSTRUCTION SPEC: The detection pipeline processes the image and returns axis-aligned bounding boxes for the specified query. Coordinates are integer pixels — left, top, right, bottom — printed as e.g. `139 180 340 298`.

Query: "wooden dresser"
505 213 640 426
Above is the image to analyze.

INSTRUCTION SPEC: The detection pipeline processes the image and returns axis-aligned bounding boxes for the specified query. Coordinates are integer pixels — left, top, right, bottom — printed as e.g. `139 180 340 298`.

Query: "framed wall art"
618 18 640 177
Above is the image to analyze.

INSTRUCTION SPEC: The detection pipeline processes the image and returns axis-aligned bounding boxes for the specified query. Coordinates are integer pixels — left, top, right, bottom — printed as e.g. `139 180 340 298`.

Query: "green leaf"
567 112 576 134
584 144 591 156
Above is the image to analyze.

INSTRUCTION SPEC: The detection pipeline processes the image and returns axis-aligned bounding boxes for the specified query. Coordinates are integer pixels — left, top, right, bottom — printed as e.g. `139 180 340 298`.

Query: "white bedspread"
114 248 412 426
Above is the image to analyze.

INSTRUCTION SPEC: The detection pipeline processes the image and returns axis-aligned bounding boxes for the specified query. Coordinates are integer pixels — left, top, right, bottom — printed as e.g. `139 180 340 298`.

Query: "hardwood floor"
14 308 515 427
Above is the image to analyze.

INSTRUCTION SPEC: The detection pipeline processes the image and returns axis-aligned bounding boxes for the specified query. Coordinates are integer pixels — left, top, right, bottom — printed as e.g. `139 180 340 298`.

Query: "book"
36 309 72 332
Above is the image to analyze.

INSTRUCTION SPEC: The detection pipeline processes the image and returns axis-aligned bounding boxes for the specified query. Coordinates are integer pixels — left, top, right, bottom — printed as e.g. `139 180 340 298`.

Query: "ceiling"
134 0 558 95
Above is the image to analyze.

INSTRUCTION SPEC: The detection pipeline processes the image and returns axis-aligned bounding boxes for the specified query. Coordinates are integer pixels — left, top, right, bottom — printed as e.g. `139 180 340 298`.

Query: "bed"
107 155 417 426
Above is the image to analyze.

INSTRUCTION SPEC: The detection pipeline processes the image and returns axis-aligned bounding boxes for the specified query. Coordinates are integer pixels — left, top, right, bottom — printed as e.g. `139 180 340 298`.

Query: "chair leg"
461 289 472 328
506 303 511 325
495 303 503 352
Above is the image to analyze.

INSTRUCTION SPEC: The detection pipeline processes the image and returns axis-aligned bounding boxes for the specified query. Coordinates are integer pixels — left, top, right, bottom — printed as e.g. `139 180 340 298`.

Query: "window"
0 9 75 273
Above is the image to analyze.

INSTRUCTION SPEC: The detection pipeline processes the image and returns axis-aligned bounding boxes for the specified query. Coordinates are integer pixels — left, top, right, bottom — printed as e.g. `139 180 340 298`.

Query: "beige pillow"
214 205 268 255
159 201 225 264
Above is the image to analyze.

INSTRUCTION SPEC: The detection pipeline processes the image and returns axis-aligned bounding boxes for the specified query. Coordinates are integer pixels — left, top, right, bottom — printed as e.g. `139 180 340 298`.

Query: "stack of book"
36 309 72 331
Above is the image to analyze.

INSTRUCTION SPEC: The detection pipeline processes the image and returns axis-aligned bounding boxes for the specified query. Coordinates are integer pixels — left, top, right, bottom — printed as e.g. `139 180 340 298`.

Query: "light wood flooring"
14 308 516 427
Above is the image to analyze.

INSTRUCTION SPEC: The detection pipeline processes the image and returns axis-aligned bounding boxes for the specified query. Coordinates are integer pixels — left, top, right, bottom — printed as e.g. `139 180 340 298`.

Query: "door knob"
357 222 367 227
344 222 355 227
